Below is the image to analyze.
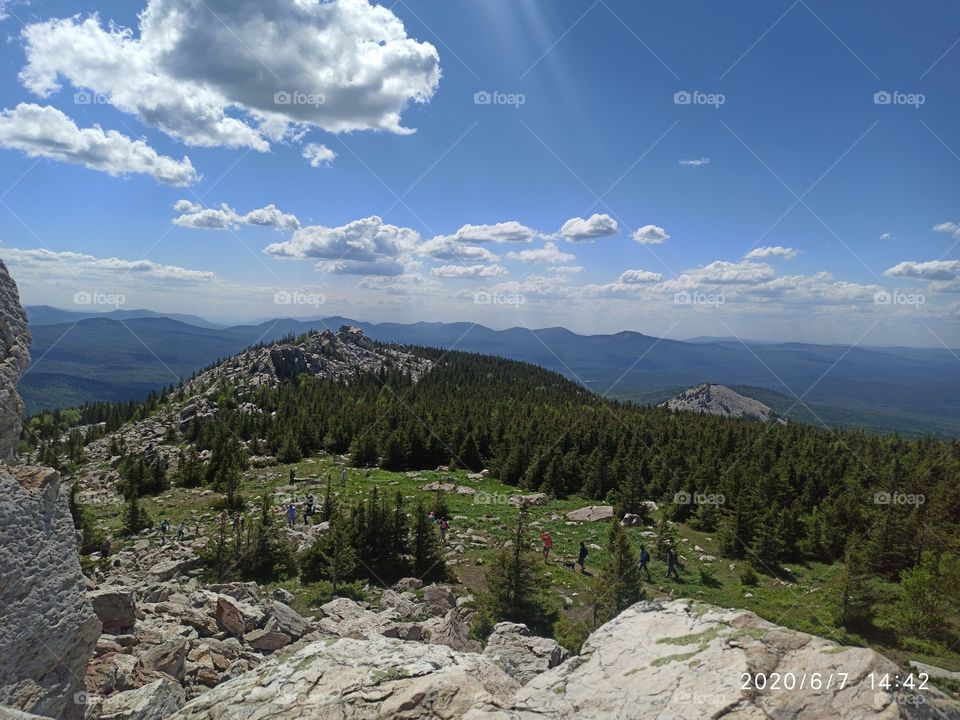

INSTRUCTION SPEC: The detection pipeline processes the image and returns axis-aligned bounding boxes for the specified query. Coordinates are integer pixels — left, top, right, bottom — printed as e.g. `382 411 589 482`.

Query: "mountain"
24 305 225 329
20 314 960 437
661 383 785 424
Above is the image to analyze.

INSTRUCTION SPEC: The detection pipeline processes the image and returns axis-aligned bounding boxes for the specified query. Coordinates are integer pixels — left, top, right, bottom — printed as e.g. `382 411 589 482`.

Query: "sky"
0 0 958 347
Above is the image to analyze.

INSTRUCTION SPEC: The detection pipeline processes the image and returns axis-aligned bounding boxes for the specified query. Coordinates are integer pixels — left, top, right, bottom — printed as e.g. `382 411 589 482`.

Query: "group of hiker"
540 531 682 580
158 518 186 544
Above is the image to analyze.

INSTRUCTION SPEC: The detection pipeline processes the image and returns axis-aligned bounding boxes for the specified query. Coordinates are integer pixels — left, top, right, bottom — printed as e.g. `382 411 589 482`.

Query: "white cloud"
418 237 499 263
884 260 960 281
434 222 539 244
933 222 960 239
303 143 336 168
1 247 215 282
679 157 710 167
618 269 662 284
430 264 507 278
506 242 576 265
19 0 441 151
173 201 299 230
632 225 670 246
744 245 798 260
879 232 893 241
661 261 776 290
560 213 618 242
265 216 418 277
0 103 197 185
553 265 585 274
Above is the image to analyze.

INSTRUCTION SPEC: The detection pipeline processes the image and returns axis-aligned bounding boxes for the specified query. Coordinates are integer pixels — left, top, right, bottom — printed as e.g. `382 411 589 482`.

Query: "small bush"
739 565 760 587
553 616 590 655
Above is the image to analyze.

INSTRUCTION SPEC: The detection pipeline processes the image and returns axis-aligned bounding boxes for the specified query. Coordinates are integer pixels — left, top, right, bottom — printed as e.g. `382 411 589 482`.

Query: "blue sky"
0 0 958 346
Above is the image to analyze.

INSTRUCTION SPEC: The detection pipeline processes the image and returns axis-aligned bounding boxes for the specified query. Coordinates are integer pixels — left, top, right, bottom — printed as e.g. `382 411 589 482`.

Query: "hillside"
662 383 786 423
20 313 960 437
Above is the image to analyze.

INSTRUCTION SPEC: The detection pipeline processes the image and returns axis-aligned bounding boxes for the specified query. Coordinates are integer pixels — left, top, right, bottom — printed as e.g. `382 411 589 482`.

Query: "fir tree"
594 522 643 624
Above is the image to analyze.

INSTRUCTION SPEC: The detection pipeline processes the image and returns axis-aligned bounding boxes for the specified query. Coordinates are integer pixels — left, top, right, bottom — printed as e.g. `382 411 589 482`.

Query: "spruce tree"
410 499 446 581
594 522 643 623
482 505 540 625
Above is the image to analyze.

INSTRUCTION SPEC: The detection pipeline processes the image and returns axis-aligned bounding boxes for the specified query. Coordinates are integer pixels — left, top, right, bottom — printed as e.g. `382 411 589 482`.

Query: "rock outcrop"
0 263 102 720
170 635 519 719
0 259 29 460
465 600 960 719
0 465 102 716
662 383 786 424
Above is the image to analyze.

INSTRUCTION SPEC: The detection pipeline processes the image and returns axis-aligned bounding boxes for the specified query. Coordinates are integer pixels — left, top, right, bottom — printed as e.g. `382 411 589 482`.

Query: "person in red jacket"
540 531 553 562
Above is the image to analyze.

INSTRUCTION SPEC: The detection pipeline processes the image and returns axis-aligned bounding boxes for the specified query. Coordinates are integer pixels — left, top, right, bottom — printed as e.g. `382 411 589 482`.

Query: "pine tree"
594 522 643 623
121 485 150 536
654 513 679 561
410 500 446 581
482 505 540 625
615 460 650 519
68 484 103 554
836 536 875 631
458 432 483 472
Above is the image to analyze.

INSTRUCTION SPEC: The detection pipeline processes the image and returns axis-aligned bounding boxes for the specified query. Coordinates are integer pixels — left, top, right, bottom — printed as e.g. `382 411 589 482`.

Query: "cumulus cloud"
303 143 336 168
506 242 576 265
679 157 710 167
660 261 776 290
884 259 960 281
933 222 960 239
1 247 215 282
632 225 670 245
618 269 663 284
265 216 418 276
430 264 507 278
418 237 499 263
19 0 441 151
560 213 618 242
0 103 197 185
433 222 539 244
879 232 893 241
744 245 798 260
173 201 299 230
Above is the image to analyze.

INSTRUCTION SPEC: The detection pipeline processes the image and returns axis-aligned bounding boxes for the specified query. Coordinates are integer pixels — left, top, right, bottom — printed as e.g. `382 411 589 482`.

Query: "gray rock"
243 628 291 652
0 260 29 460
422 584 457 615
99 677 185 720
564 505 614 523
482 622 569 685
138 639 187 683
89 588 137 634
393 577 423 592
0 464 101 719
425 609 480 653
169 635 518 719
263 599 311 639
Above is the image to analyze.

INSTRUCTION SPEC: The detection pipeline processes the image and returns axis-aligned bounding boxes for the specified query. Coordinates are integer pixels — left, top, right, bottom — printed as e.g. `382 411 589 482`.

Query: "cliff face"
0 259 30 459
0 262 102 719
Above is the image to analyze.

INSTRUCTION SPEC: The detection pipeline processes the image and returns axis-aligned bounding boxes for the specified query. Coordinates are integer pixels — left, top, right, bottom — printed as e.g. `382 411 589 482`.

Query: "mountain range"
22 306 960 437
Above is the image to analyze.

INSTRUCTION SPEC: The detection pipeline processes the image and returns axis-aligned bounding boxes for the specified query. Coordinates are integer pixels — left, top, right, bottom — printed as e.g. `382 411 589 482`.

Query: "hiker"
159 518 170 544
428 510 437 523
218 509 229 530
304 493 316 525
100 537 112 558
176 522 185 542
289 468 296 484
341 467 347 486
231 514 240 531
286 503 297 528
666 547 680 579
438 517 449 544
578 541 588 572
639 544 652 581
541 531 553 562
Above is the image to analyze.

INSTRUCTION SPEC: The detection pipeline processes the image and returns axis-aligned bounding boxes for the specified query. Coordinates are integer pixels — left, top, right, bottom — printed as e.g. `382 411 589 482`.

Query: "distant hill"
661 383 785 423
25 305 225 330
19 313 960 437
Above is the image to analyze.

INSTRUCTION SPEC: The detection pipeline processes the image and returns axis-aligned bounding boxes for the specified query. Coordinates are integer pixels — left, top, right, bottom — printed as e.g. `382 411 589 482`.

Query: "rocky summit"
662 382 786 424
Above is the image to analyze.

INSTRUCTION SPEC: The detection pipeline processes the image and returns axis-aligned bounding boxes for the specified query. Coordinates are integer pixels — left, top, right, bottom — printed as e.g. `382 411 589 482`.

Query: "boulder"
482 622 569 685
464 599 960 719
89 588 137 633
318 597 395 639
169 635 518 719
0 260 29 460
564 505 614 523
379 589 420 620
0 463 102 719
99 677 185 720
509 494 547 507
425 609 481 653
393 577 423 592
138 639 187 683
422 584 457 615
243 628 291 652
263 599 311 639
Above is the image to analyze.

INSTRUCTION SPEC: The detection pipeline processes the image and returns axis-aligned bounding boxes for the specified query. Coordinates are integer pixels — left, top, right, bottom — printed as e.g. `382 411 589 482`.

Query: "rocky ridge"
662 382 786 424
